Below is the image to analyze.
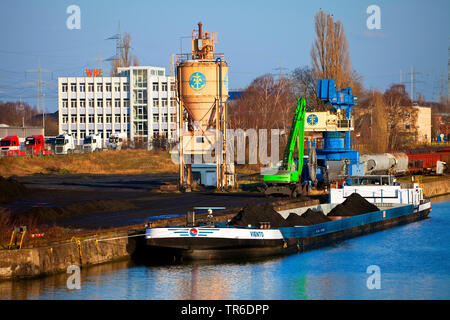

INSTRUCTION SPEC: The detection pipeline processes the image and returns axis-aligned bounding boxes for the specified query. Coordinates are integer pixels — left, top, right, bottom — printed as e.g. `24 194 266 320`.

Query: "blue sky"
0 0 448 113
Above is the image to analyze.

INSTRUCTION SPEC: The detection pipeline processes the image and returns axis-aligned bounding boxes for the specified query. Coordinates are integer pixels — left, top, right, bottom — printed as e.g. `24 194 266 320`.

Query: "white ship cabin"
329 175 425 206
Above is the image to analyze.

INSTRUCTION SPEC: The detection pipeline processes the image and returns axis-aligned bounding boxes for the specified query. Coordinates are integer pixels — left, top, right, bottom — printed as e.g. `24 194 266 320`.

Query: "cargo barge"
144 176 431 261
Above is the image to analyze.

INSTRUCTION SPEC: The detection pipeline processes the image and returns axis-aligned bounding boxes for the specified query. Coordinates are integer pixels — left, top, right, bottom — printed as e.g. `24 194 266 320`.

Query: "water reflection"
1 198 449 300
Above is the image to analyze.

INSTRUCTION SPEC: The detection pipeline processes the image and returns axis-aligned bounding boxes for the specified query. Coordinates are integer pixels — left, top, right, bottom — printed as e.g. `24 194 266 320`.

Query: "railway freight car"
407 147 449 174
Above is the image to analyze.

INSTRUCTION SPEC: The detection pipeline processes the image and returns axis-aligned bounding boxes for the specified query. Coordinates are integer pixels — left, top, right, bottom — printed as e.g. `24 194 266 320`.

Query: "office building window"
123 83 129 91
161 114 168 122
80 116 86 123
106 99 112 107
170 82 175 91
115 115 121 123
97 100 103 107
80 131 86 139
88 84 94 92
79 83 85 92
153 98 159 107
62 116 68 123
152 82 159 91
115 100 120 108
97 84 103 92
89 115 94 123
80 99 86 108
70 83 76 91
97 116 103 123
71 116 77 123
88 99 94 107
71 100 76 108
161 83 167 91
153 115 159 122
124 99 129 108
62 99 68 108
114 83 120 91
133 69 147 88
106 83 112 92
62 83 68 92
170 98 176 107
170 114 177 122
161 98 168 107
106 116 112 123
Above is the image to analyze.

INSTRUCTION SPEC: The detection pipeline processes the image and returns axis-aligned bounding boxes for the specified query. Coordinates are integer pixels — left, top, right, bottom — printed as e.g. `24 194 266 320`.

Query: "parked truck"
54 133 76 155
0 136 25 157
25 135 52 156
107 132 127 150
83 134 102 153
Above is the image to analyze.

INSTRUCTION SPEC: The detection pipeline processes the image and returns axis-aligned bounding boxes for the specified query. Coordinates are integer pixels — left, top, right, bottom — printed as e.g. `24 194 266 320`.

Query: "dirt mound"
328 193 380 217
0 176 28 203
25 199 137 224
284 208 331 226
228 203 287 228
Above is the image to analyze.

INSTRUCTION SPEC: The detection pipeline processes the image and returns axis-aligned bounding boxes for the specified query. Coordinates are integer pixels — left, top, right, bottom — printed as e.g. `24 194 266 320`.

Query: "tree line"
0 101 58 136
228 9 449 154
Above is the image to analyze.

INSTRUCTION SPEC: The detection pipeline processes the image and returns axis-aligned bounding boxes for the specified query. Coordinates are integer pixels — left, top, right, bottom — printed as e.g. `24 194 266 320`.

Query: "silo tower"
172 22 233 190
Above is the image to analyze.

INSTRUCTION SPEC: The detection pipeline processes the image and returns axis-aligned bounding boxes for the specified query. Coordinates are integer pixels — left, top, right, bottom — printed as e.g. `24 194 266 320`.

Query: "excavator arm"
260 97 306 197
282 97 306 174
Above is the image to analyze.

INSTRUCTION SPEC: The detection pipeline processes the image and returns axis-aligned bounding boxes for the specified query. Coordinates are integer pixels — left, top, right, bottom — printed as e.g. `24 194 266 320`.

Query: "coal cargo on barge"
144 176 431 261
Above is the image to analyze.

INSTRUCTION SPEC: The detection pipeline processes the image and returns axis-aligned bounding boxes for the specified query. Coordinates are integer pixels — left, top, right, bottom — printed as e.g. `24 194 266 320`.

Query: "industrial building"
57 66 178 146
412 105 432 143
0 125 44 140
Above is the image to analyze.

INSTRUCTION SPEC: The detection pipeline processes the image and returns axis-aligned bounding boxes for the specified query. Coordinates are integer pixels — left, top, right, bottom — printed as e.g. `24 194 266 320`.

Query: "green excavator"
259 97 306 198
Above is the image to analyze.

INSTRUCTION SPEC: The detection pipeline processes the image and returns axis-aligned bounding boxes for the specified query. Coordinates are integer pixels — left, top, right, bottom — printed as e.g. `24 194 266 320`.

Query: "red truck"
0 136 25 156
25 135 52 156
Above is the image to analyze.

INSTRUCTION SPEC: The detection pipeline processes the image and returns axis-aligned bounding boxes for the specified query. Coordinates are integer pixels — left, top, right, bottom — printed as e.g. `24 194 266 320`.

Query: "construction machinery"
304 79 363 186
260 97 307 198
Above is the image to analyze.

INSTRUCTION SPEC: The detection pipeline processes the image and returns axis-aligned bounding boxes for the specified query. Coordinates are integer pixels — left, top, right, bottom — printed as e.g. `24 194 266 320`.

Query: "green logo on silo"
189 72 206 91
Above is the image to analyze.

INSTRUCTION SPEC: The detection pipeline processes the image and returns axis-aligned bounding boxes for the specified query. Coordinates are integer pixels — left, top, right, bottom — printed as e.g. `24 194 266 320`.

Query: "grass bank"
0 149 178 177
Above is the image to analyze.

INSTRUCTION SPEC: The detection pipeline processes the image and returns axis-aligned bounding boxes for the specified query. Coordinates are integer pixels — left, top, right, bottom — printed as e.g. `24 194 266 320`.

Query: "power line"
25 58 52 130
106 21 124 63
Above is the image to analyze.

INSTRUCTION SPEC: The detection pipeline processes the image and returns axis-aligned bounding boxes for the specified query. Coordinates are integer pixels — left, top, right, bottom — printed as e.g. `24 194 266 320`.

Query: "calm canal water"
1 196 449 300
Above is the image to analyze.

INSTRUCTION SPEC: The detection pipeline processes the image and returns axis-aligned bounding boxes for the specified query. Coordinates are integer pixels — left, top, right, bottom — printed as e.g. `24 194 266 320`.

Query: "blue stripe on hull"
279 204 414 239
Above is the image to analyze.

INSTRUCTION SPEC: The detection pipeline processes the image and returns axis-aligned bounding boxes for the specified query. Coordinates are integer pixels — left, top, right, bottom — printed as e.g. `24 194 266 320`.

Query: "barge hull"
144 206 430 261
290 207 431 253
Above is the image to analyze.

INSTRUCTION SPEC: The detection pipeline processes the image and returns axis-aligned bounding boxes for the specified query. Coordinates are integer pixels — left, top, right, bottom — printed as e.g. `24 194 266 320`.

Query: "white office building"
117 66 178 144
58 66 178 146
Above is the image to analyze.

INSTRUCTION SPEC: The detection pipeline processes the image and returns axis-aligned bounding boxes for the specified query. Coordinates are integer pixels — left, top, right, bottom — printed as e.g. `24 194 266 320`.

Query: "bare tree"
228 74 297 162
111 33 139 76
290 66 326 111
383 84 418 149
310 10 361 96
